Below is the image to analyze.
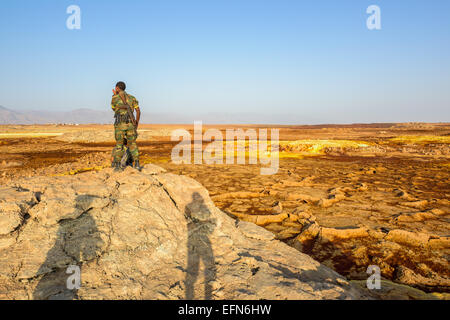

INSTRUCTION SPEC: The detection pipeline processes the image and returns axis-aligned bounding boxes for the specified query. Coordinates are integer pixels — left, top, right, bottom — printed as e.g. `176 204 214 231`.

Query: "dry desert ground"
0 122 449 299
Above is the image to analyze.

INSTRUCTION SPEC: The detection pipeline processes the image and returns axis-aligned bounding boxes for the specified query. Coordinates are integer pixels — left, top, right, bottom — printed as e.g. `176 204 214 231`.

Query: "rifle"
118 91 138 138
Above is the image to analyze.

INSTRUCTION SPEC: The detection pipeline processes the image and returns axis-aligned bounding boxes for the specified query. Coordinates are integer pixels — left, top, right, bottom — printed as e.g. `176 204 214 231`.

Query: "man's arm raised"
135 107 140 127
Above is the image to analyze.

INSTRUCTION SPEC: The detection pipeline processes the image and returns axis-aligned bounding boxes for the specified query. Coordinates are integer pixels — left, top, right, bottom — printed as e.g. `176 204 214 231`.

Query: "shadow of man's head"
32 195 104 300
184 192 215 223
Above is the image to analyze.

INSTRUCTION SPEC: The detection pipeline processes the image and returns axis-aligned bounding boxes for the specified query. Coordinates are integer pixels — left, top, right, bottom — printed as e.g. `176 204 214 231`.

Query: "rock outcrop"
0 165 367 300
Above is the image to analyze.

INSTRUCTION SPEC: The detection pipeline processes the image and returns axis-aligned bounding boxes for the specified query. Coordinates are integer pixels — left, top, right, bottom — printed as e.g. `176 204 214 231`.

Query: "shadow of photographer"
32 195 104 300
184 192 217 300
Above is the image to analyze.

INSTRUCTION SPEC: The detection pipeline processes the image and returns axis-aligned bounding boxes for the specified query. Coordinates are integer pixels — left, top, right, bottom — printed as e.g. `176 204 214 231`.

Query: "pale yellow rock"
233 212 289 226
320 227 369 242
367 229 387 240
276 226 303 240
287 193 320 203
318 197 341 208
396 211 436 222
428 237 450 249
211 191 265 201
385 229 430 247
430 208 448 216
394 265 450 290
399 200 428 209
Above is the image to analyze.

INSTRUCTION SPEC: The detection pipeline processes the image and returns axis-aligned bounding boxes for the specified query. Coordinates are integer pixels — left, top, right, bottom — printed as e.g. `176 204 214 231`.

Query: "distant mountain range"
0 105 309 125
0 106 112 124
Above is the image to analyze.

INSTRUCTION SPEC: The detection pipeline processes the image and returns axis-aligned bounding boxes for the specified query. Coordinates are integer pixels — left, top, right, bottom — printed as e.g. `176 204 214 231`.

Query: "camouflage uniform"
111 92 139 163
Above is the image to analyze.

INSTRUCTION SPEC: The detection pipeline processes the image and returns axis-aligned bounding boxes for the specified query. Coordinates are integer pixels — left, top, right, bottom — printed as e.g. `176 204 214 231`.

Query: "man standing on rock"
111 81 142 171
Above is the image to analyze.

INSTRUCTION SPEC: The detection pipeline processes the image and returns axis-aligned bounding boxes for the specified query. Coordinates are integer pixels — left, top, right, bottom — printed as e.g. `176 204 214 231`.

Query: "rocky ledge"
0 164 368 300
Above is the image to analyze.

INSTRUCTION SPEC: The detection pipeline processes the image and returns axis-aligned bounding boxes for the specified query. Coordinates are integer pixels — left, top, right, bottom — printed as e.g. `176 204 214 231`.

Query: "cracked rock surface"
0 164 367 300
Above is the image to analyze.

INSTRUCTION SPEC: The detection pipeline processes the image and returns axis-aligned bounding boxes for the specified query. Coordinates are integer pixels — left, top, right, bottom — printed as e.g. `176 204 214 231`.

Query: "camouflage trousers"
111 123 139 163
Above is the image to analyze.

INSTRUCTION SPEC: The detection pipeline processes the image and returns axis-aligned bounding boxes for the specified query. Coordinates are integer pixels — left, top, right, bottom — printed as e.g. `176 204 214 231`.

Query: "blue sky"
0 0 449 124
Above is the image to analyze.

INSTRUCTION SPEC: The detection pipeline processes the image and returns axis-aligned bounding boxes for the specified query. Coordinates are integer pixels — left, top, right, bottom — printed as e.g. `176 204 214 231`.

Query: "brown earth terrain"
0 122 449 299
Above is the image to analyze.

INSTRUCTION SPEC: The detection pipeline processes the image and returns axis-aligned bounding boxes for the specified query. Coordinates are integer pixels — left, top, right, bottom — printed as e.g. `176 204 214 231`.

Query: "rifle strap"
118 91 128 106
117 91 137 126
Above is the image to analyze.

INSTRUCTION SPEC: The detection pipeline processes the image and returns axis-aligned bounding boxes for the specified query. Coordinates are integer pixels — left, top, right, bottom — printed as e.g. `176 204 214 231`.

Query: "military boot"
133 159 143 171
113 161 123 172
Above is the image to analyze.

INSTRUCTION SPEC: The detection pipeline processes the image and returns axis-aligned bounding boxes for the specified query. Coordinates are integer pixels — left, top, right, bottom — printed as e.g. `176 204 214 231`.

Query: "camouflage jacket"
111 91 139 115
